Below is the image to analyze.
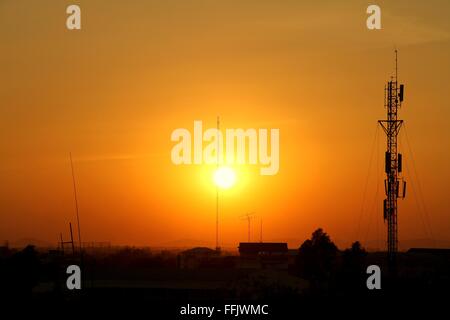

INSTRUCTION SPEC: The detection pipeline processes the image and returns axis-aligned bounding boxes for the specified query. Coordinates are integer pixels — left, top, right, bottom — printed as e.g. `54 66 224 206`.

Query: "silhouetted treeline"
2 230 450 303
0 245 41 300
295 228 372 295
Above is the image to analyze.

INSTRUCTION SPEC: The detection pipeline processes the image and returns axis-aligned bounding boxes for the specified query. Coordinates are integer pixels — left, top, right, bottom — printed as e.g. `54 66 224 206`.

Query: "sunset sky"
1 0 449 249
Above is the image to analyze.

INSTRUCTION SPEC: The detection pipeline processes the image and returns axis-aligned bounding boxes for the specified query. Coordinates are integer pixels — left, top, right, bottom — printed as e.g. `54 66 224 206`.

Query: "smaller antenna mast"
59 222 76 256
215 116 220 251
260 218 263 243
70 153 82 254
240 212 256 242
69 222 75 255
395 49 398 82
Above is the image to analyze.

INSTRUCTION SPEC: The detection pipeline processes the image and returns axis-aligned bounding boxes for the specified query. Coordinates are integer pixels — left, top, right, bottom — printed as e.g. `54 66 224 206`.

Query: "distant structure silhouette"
238 242 288 269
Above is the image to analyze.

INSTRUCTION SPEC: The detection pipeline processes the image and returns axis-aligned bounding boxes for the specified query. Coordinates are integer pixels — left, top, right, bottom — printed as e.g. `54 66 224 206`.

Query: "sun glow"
213 167 237 189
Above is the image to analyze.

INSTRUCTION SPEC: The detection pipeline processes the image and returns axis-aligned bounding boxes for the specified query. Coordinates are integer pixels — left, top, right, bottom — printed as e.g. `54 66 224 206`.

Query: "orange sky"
1 1 450 249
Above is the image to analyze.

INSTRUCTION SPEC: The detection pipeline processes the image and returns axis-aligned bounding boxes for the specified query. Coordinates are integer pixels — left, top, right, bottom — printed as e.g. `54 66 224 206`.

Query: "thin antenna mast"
70 153 82 254
216 116 220 252
69 222 75 255
395 49 398 80
260 218 262 243
247 215 250 242
59 223 76 256
60 233 64 254
240 212 256 242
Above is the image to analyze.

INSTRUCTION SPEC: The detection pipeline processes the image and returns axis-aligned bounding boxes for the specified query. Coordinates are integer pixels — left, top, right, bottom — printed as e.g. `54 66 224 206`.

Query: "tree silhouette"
1 245 40 300
340 241 367 293
296 228 338 281
343 241 367 264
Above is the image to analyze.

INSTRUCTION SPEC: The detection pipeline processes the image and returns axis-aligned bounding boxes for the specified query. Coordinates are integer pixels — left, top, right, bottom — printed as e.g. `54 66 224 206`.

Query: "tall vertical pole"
260 218 262 243
379 50 405 271
60 233 64 254
69 222 75 255
70 153 83 254
247 215 251 242
216 116 220 252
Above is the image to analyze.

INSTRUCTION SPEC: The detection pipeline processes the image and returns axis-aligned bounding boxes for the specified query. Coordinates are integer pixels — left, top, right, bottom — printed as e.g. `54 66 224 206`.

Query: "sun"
213 167 236 189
